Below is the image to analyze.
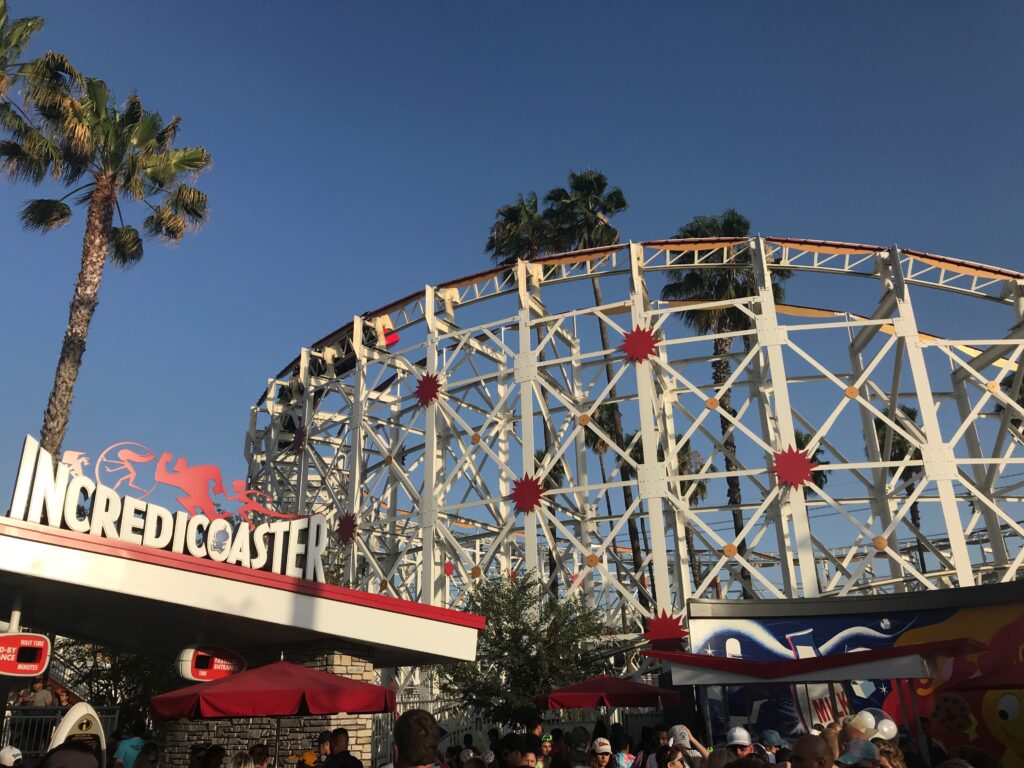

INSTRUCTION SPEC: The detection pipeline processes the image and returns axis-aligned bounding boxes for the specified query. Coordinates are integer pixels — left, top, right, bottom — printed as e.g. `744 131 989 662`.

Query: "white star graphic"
705 647 715 656
879 683 889 695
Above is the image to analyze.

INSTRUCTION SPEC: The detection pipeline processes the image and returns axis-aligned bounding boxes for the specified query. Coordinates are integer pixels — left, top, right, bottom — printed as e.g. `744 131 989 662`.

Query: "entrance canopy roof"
0 518 483 667
645 638 982 686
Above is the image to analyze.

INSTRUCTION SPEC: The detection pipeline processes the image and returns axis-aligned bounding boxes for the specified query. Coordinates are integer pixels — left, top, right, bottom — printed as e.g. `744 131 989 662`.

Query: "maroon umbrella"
150 659 396 719
536 675 682 709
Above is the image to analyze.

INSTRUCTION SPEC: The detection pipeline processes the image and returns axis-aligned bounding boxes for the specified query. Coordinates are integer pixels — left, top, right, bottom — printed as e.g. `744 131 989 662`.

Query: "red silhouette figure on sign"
61 451 91 478
106 447 156 493
96 443 157 495
223 480 300 529
155 452 226 519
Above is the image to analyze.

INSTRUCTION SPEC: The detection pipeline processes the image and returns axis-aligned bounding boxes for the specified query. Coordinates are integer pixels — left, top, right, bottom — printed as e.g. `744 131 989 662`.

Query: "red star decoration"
643 610 689 651
443 561 455 577
291 424 306 454
769 445 818 489
335 512 357 544
415 373 441 406
619 326 658 363
511 475 544 513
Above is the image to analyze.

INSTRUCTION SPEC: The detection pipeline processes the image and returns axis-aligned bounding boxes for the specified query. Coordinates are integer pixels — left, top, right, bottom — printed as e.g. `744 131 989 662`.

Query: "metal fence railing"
1 706 120 759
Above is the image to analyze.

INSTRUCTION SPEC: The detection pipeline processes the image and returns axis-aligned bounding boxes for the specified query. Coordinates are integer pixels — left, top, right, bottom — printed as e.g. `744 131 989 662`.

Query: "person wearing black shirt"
323 729 363 768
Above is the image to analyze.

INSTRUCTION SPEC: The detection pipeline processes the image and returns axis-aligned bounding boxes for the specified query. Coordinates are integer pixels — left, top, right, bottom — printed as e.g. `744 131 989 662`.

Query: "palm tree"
543 171 651 604
660 209 790 596
0 0 42 100
486 191 549 265
0 74 211 459
873 406 926 571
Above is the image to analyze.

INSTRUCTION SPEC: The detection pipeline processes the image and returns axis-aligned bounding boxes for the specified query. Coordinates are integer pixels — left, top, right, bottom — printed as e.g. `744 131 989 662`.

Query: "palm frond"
22 52 81 120
19 198 71 231
150 145 210 181
0 139 49 183
143 206 187 241
3 16 45 56
120 92 143 129
128 111 159 150
0 102 33 140
167 183 207 226
156 116 180 150
109 225 143 268
61 97 94 157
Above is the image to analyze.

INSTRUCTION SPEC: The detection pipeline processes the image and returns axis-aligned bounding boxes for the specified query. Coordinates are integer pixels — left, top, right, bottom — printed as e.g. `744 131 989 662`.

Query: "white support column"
629 243 672 614
294 348 313 517
421 286 441 604
849 329 906 589
881 247 975 587
952 376 1010 566
516 259 540 576
746 290 798 598
498 363 512 577
949 278 1024 567
346 318 366 588
752 238 820 597
571 335 596 607
386 397 402 592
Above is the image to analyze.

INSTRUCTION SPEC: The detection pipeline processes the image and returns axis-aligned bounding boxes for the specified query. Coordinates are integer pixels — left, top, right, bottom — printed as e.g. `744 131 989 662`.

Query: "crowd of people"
9 678 71 709
436 712 974 768
0 706 985 768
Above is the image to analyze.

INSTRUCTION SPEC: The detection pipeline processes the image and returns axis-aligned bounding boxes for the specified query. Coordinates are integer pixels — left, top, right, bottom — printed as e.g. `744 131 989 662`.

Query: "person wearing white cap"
0 746 23 768
588 739 612 768
667 726 707 768
726 728 754 758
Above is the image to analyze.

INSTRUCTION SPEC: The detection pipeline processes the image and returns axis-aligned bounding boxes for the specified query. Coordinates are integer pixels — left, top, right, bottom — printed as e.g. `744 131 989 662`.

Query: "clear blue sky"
1 1 1022 494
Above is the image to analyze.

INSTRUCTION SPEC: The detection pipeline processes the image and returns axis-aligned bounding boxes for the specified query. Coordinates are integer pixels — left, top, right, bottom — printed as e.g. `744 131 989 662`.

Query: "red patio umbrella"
535 675 682 709
151 659 395 766
150 659 396 719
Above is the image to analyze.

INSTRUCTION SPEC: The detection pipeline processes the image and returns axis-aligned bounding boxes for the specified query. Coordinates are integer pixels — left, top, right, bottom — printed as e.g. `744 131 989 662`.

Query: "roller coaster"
244 237 1024 648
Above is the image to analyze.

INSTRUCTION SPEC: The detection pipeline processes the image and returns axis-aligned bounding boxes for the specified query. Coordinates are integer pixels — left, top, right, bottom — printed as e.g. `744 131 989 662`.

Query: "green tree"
0 73 211 460
486 191 549 265
996 377 1024 427
437 571 609 725
543 171 649 606
660 209 790 596
54 637 179 724
0 0 42 100
873 406 926 571
794 429 829 491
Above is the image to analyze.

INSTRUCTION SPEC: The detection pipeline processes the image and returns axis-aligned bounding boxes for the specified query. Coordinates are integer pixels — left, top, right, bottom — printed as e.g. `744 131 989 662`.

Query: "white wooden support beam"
629 243 672 614
516 259 540 576
421 286 441 605
752 238 820 597
882 247 975 587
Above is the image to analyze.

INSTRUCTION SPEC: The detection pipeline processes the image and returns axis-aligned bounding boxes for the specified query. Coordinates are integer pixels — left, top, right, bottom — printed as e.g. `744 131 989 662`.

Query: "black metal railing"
0 706 120 759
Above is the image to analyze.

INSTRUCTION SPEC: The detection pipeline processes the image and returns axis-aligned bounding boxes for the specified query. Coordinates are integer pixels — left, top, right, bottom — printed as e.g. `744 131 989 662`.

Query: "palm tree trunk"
590 275 648 610
39 174 116 461
712 336 754 596
685 526 703 596
597 452 628 632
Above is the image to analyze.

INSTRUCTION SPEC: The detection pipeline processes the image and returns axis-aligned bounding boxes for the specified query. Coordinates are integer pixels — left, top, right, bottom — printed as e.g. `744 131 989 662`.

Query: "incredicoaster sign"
7 435 328 582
